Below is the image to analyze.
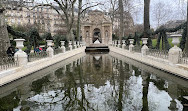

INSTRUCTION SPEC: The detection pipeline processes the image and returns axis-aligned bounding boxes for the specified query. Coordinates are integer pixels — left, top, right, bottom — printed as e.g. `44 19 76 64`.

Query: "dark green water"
0 53 188 111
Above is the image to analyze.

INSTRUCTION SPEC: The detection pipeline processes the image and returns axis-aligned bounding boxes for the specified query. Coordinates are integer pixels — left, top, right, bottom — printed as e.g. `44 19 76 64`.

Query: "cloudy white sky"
36 0 187 28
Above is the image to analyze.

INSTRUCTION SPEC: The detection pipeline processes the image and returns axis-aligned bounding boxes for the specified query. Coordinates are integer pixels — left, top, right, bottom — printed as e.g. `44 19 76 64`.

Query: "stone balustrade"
12 39 82 69
112 34 184 65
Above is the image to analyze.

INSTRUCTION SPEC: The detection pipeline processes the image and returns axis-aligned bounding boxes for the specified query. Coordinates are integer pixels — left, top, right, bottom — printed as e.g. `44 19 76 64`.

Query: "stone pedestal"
169 46 182 64
14 39 28 66
69 41 72 51
118 40 121 48
122 40 126 49
60 41 66 53
168 35 182 64
129 39 134 52
141 38 149 56
46 40 54 58
114 40 117 47
77 41 80 48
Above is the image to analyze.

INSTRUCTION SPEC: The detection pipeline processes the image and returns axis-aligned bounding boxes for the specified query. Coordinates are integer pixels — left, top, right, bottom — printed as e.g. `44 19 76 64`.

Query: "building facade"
5 6 65 35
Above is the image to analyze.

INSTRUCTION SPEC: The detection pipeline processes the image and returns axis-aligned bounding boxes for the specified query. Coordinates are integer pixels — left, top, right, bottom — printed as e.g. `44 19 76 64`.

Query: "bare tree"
109 0 118 33
185 0 188 53
118 0 124 43
152 2 172 28
36 0 77 41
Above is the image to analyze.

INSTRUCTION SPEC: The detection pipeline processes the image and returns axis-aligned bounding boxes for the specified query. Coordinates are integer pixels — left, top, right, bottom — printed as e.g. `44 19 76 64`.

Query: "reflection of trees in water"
0 91 20 111
0 56 188 110
31 76 50 94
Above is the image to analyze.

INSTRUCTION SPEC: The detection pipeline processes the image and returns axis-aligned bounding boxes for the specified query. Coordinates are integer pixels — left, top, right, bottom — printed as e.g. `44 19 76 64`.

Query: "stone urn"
14 39 25 51
142 38 148 45
171 34 181 46
129 39 134 44
14 39 28 66
168 34 182 64
46 40 54 57
60 41 65 47
129 39 134 52
122 40 126 49
141 38 149 56
46 40 53 47
69 41 72 50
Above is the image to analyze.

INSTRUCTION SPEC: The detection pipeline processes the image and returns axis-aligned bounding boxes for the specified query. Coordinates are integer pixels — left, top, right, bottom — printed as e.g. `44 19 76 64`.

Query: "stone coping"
109 46 188 80
0 47 86 86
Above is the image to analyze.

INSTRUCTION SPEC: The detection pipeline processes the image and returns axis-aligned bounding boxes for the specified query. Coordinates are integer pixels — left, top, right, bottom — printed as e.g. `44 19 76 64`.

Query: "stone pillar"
60 41 66 53
129 39 134 52
122 40 126 49
46 40 54 57
168 34 182 64
69 41 72 51
14 39 28 66
118 40 121 48
141 38 149 56
90 38 92 45
74 41 77 49
77 41 80 48
114 40 116 47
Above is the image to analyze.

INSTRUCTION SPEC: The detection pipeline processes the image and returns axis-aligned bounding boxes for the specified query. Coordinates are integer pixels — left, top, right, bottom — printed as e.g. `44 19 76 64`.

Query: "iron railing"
179 52 188 64
28 51 48 62
0 56 18 71
147 49 169 60
133 46 142 53
124 46 129 50
54 48 62 55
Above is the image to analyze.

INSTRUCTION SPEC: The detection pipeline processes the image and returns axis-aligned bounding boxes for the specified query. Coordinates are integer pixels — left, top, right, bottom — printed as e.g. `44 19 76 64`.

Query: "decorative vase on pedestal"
141 38 149 56
129 39 134 52
14 39 28 66
168 34 182 64
46 40 54 57
60 41 66 53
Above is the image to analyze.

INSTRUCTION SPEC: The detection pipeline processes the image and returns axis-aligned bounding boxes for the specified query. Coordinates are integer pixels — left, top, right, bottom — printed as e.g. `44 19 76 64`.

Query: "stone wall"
0 46 86 86
109 46 188 80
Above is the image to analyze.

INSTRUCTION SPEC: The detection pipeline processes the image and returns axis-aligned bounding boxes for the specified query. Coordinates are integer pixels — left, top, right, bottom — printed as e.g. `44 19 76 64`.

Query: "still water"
0 52 188 111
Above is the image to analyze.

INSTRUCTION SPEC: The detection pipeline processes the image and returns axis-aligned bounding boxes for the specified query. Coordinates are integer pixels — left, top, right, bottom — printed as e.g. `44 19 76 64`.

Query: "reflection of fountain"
94 55 101 60
93 55 102 70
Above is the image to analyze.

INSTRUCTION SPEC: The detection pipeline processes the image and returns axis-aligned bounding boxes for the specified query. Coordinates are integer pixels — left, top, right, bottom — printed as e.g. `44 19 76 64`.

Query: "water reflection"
0 53 187 111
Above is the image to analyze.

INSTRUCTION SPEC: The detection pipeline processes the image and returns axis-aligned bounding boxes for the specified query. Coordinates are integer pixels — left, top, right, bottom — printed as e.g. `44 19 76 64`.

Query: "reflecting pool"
0 52 188 111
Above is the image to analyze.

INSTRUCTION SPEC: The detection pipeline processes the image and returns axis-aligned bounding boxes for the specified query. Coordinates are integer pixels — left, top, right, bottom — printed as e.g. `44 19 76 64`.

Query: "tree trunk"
0 9 10 57
76 0 82 42
141 71 149 111
119 0 124 44
144 0 152 47
185 0 188 53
